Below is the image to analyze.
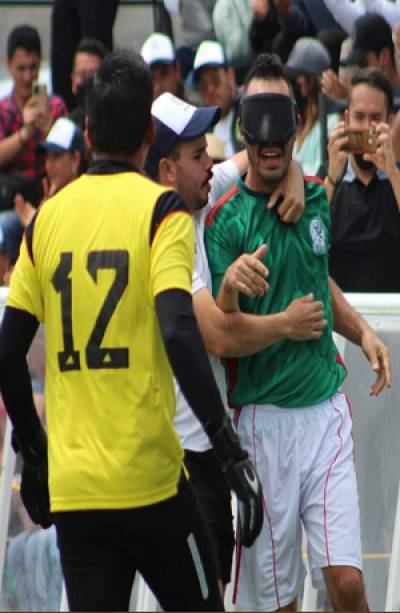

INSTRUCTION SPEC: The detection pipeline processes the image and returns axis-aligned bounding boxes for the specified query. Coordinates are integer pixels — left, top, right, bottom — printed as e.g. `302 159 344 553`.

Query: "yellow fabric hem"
50 481 179 513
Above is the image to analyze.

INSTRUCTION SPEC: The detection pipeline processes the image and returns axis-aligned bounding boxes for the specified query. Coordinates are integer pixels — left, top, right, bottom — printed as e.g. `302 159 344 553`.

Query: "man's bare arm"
0 95 52 167
330 277 392 395
195 287 326 358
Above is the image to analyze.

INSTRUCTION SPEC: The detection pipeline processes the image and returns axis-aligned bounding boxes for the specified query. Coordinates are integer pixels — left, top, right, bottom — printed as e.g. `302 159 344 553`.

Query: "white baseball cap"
145 92 220 177
193 40 226 80
37 117 84 154
140 33 176 67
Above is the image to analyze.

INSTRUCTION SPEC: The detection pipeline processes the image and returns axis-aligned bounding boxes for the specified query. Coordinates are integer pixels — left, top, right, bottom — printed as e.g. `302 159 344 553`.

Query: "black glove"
209 417 263 547
14 426 53 529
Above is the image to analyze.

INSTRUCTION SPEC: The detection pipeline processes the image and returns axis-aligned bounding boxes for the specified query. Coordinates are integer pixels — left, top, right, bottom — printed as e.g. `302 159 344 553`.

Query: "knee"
329 568 367 611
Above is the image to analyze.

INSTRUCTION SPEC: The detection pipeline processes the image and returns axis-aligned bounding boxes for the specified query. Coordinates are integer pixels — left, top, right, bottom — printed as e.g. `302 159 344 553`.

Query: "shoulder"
150 189 190 245
206 183 241 228
304 175 330 218
0 94 13 119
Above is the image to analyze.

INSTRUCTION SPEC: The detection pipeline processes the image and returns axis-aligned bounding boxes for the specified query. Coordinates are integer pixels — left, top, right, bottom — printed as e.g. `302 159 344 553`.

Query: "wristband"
327 174 340 187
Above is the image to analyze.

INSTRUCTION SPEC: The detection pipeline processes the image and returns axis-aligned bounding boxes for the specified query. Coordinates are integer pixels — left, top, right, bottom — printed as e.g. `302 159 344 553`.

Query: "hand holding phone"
342 127 378 155
32 82 48 98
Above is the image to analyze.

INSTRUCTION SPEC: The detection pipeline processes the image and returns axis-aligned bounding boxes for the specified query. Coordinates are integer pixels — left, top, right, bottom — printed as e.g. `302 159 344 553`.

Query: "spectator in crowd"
51 0 120 110
0 117 85 284
0 49 263 612
285 37 340 175
69 38 107 130
15 117 85 229
0 210 25 284
341 13 400 96
322 0 400 34
193 41 244 157
7 475 61 611
177 0 216 79
140 33 184 101
321 36 355 102
326 68 400 292
0 25 67 182
212 0 255 83
205 52 391 612
6 522 62 611
251 0 345 62
70 38 106 101
145 91 323 594
249 0 281 56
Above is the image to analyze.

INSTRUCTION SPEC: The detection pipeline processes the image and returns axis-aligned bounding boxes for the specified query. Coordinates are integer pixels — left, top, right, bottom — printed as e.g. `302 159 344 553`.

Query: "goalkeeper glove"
209 417 263 547
13 426 53 530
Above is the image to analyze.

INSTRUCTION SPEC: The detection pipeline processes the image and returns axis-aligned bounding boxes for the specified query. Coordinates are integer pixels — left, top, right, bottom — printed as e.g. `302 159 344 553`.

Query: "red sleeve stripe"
206 184 239 227
304 175 324 185
336 353 347 371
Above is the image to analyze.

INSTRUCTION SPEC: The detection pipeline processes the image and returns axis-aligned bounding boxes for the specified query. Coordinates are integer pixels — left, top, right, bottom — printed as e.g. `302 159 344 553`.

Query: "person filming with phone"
0 25 67 183
326 67 400 292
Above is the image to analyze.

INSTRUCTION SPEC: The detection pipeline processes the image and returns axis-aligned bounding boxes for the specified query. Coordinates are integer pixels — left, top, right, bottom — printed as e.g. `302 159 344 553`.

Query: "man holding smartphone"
326 67 400 292
0 25 67 182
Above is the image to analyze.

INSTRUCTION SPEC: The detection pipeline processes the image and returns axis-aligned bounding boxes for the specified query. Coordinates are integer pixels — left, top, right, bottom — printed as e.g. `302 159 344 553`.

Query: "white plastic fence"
0 289 400 611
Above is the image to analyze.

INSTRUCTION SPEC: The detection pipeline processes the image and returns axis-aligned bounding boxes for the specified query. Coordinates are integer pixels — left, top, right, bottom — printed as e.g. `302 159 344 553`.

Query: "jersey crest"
309 218 326 254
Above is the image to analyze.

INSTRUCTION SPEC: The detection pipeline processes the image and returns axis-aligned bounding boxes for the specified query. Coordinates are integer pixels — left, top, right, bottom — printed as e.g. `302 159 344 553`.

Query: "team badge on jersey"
309 218 326 254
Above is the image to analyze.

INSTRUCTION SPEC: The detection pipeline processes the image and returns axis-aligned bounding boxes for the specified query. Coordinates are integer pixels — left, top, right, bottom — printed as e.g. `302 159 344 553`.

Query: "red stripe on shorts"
252 405 281 610
324 399 344 565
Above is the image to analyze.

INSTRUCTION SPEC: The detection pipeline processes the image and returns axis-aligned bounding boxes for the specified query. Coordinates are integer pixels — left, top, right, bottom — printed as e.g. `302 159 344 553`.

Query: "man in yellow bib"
0 50 263 612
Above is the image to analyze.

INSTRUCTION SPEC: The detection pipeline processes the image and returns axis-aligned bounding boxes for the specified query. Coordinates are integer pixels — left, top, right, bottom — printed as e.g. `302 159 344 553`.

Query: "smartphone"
342 127 378 154
32 82 48 97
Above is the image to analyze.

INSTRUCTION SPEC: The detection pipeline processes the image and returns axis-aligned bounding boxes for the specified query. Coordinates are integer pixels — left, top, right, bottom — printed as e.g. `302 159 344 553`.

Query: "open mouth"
258 147 283 167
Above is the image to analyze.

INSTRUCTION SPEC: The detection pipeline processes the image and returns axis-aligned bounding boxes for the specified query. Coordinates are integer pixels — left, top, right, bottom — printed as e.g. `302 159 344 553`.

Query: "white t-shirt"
174 158 240 451
213 109 235 158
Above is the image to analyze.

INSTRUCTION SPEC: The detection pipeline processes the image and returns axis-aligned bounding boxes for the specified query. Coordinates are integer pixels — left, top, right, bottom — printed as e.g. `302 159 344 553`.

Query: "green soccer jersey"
205 176 346 408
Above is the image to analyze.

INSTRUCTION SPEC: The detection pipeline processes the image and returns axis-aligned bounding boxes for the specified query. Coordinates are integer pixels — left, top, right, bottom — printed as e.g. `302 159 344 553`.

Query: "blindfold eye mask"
239 93 298 145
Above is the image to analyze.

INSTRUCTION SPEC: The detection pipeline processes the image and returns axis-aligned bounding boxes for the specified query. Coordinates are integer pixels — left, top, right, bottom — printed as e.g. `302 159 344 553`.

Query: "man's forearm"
324 176 335 203
156 289 226 435
0 307 41 446
215 310 289 357
194 288 289 357
0 131 27 167
216 278 240 313
330 277 371 345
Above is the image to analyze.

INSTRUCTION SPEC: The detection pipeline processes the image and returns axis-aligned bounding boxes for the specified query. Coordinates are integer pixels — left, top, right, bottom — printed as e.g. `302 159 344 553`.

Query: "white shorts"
233 392 362 612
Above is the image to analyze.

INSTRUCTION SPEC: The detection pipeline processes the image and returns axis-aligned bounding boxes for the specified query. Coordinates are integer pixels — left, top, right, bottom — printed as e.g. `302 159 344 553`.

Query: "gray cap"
285 37 331 78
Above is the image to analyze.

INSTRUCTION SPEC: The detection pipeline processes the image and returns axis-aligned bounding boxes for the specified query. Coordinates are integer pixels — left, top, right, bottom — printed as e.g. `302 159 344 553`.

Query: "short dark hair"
7 25 41 59
74 38 107 63
146 141 181 181
244 53 289 89
350 67 393 112
86 49 153 156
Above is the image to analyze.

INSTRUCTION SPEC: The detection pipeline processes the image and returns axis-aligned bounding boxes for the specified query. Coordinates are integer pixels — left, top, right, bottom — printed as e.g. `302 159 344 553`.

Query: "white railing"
0 290 399 611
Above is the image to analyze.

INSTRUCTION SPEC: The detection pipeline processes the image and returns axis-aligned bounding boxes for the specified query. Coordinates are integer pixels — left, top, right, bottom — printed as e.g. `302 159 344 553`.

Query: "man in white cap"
0 117 85 279
140 32 184 101
15 117 85 228
193 40 243 157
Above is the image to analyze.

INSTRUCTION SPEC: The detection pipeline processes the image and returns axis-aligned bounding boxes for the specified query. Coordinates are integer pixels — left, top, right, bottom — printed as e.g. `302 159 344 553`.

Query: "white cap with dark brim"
140 32 176 66
145 92 220 177
193 40 227 81
37 117 84 154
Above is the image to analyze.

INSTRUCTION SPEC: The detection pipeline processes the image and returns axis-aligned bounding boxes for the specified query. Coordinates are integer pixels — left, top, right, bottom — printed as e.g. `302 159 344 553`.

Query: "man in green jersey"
205 53 391 612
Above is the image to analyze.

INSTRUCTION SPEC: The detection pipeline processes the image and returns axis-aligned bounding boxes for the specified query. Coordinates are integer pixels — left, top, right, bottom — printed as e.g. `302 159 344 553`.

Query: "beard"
353 154 375 172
